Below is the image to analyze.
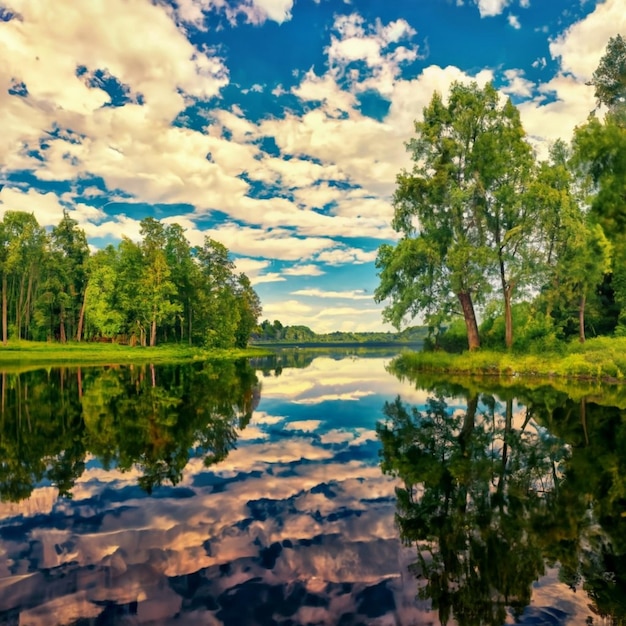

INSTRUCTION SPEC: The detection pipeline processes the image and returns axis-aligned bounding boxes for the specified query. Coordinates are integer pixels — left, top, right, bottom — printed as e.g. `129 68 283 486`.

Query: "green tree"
194 237 239 348
37 211 90 342
138 218 181 347
233 273 262 348
531 142 612 342
164 223 197 344
588 33 626 115
0 211 47 343
376 82 534 350
83 246 125 339
573 36 626 333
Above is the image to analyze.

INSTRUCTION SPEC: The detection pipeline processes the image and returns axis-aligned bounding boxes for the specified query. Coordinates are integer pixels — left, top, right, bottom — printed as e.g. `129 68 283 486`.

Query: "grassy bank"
0 340 273 369
393 336 626 384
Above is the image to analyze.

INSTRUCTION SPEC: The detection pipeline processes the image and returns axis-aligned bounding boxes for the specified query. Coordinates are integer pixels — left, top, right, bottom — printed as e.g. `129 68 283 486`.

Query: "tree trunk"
497 398 514 496
59 307 67 344
188 303 193 346
579 293 586 343
457 291 480 351
504 284 513 350
1 273 6 346
497 248 514 350
76 288 87 341
150 318 157 347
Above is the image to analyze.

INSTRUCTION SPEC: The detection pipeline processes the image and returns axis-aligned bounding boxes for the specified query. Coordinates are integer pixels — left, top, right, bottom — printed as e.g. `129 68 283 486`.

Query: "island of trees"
376 35 626 354
0 213 261 349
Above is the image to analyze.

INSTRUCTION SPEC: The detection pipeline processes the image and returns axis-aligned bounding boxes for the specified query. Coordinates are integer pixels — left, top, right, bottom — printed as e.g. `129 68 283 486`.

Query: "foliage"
0 359 261 500
378 387 626 624
392 335 626 382
376 81 539 351
0 213 262 350
376 38 626 353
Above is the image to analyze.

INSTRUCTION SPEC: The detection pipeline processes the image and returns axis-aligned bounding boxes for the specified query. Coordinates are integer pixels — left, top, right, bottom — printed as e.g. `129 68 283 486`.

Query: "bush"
480 303 562 353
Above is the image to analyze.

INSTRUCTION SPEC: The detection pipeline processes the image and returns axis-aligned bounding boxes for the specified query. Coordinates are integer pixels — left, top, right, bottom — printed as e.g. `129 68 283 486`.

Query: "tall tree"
233 273 262 348
588 33 626 115
138 218 180 347
164 223 197 344
532 141 612 342
83 246 125 340
478 97 535 349
0 211 46 344
376 82 534 350
574 35 626 332
43 211 90 342
194 237 239 348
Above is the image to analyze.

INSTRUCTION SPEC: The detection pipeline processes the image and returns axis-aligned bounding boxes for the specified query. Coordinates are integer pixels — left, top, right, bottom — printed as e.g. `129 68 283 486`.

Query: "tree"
83 246 125 339
573 36 626 332
0 211 46 344
41 211 90 342
164 223 197 344
233 273 262 348
376 82 534 350
138 218 180 347
588 34 626 115
531 141 612 342
194 237 240 348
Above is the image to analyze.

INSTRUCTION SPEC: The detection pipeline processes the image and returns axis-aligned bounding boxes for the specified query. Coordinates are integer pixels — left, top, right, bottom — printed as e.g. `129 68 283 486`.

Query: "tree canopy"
0 212 262 349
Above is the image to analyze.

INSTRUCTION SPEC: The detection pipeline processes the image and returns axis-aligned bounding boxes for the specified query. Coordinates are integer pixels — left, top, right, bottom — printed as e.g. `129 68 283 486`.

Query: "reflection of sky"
0 355 597 625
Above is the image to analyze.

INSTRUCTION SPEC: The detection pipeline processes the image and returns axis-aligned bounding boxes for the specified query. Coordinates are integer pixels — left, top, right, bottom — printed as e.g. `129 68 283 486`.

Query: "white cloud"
548 0 626 82
502 69 534 97
291 288 372 300
169 0 294 27
508 14 521 30
325 14 420 97
315 247 378 265
283 264 326 277
532 57 547 69
284 420 322 432
251 272 287 285
475 0 510 18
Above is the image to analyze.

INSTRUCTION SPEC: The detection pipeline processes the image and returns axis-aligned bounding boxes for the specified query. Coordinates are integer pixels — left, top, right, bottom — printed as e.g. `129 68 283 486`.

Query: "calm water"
0 352 624 625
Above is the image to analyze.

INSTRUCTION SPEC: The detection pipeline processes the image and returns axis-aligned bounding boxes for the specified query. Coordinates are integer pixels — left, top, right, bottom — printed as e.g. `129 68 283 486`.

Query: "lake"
0 350 624 625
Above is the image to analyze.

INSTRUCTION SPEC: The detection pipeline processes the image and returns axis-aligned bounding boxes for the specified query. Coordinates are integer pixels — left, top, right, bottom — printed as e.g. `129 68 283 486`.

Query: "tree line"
0 213 261 348
253 318 428 343
376 34 626 351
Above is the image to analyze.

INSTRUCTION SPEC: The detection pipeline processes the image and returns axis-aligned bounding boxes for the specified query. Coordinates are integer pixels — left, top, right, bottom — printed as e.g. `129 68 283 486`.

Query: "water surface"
0 352 624 625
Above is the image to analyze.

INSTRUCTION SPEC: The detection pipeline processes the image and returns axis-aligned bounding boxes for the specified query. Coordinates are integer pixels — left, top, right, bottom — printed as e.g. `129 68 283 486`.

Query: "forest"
375 35 626 353
0 213 261 349
252 318 428 344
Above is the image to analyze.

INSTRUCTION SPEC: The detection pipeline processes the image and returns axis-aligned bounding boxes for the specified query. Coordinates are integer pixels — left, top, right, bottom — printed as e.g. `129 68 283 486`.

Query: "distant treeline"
252 319 428 344
0 211 261 348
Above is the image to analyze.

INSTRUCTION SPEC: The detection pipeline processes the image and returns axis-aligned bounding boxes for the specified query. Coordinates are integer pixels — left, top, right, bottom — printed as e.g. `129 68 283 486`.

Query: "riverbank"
0 340 272 369
392 336 626 384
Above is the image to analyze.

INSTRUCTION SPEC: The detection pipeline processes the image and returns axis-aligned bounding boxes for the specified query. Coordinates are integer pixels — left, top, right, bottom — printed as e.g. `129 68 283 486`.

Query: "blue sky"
0 0 623 332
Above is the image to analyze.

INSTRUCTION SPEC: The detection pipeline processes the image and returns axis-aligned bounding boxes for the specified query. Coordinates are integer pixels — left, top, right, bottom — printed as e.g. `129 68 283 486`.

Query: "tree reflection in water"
0 360 260 501
377 391 626 625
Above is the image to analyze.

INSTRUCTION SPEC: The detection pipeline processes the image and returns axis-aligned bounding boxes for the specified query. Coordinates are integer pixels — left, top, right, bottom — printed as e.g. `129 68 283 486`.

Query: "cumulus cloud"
502 69 534 97
168 0 294 27
291 288 372 300
474 0 510 18
549 0 626 82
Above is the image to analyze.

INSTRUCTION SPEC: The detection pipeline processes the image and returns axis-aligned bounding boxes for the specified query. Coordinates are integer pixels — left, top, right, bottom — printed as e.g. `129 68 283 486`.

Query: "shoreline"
391 338 626 386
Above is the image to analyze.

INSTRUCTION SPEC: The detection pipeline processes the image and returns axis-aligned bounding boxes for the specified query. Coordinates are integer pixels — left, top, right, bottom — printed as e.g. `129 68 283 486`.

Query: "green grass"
0 340 272 370
393 336 626 385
